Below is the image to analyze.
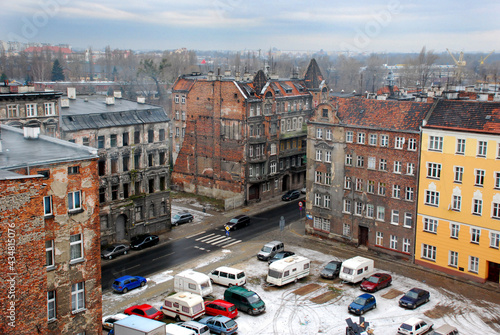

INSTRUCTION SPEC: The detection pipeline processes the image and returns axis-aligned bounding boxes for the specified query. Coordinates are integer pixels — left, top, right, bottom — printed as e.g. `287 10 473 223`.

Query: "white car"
102 313 128 330
398 317 433 335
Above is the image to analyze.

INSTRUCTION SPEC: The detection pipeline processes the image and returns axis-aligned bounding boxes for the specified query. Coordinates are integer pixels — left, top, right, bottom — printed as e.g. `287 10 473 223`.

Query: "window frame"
71 282 85 312
48 290 56 321
422 244 437 261
44 195 53 216
428 136 443 152
70 233 83 263
68 190 82 212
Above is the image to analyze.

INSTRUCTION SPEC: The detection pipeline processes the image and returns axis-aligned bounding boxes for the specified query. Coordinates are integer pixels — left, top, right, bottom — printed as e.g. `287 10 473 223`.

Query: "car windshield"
229 218 239 223
173 214 181 220
113 281 121 286
224 319 237 328
405 291 419 299
247 293 261 304
105 246 116 252
144 307 158 316
261 246 272 252
274 254 284 259
400 323 412 330
228 305 236 312
325 262 338 270
237 272 245 279
367 276 379 283
353 297 367 305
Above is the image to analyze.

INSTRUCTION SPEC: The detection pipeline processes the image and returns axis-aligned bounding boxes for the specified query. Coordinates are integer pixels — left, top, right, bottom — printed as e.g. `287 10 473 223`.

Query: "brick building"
171 59 328 205
0 86 62 137
59 92 171 245
0 124 101 334
306 97 433 259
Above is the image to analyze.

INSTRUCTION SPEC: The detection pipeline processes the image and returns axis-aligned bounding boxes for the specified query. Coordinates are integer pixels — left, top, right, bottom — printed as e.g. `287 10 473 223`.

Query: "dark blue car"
399 287 430 309
112 275 147 293
348 293 376 315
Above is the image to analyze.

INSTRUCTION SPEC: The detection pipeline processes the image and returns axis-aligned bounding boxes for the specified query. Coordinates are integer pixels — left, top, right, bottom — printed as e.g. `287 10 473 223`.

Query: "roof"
114 315 165 332
172 77 197 92
342 256 373 267
303 58 325 90
424 100 500 134
0 124 97 173
60 96 169 131
269 256 309 271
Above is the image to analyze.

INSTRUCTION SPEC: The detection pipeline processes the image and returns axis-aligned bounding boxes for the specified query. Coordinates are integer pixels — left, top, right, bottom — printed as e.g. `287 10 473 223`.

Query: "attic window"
360 109 365 114
101 114 108 119
486 115 492 120
68 116 75 122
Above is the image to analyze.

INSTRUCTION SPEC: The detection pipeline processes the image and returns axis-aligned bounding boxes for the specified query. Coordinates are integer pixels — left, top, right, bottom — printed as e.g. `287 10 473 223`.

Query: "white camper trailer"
339 256 375 284
266 255 310 286
174 270 213 297
161 292 205 322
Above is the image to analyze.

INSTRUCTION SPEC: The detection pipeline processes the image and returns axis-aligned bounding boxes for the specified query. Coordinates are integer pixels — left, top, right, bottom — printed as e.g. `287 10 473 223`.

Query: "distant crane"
447 48 467 84
480 50 494 65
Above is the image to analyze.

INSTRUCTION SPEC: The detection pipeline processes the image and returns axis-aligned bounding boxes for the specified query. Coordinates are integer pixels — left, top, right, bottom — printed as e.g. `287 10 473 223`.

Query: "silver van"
431 324 459 335
257 241 284 261
177 321 210 335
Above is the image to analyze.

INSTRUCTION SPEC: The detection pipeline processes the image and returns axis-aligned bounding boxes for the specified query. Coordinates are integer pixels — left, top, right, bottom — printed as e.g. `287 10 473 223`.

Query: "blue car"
198 315 238 335
399 287 430 309
112 275 147 293
348 293 376 315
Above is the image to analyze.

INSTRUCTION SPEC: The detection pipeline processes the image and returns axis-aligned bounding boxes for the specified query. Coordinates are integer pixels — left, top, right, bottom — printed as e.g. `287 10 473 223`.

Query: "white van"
208 266 246 287
339 256 375 284
161 292 205 322
174 270 213 297
165 323 196 335
257 241 284 261
266 255 310 286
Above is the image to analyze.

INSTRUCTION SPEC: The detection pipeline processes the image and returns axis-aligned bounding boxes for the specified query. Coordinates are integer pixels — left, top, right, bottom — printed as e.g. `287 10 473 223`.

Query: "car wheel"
221 332 227 335
228 283 233 287
123 250 128 255
373 303 376 310
108 255 112 260
140 281 146 287
122 288 128 293
175 315 181 322
247 308 254 316
189 218 193 222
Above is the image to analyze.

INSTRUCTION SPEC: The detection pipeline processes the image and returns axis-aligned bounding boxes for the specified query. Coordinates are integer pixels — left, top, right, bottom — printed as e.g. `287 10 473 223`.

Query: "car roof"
371 273 389 277
358 293 375 299
434 324 458 332
233 214 248 219
210 315 231 322
115 275 135 281
207 299 234 306
403 317 425 325
409 287 427 293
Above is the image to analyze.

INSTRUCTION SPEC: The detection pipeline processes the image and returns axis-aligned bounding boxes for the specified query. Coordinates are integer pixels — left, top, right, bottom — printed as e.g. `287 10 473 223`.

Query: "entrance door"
358 226 369 246
249 184 260 200
282 175 289 191
487 261 500 283
115 214 127 241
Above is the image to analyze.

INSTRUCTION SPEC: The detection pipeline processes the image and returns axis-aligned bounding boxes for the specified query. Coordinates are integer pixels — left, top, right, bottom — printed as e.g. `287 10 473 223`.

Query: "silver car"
101 243 130 260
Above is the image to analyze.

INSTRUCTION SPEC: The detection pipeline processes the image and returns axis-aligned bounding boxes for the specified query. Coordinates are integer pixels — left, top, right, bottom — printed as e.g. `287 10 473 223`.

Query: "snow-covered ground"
103 246 498 335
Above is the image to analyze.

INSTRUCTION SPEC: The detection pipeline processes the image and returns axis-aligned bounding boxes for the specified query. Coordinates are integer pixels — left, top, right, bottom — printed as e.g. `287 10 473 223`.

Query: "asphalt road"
101 199 303 290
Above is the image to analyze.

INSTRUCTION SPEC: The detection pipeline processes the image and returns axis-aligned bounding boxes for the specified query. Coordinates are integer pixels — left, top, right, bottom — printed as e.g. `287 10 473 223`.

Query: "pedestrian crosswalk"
192 232 242 248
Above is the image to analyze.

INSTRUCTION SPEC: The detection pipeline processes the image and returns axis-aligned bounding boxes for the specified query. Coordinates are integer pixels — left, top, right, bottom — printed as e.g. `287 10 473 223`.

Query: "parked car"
320 260 342 279
397 317 433 335
399 287 430 309
112 275 147 293
257 241 284 261
204 300 238 319
300 187 306 194
360 273 392 292
101 243 129 260
130 234 159 250
225 215 250 231
177 320 211 335
198 315 238 335
124 304 164 321
172 212 194 226
348 293 376 315
430 324 459 335
268 251 295 264
102 313 128 330
282 190 300 201
224 286 265 315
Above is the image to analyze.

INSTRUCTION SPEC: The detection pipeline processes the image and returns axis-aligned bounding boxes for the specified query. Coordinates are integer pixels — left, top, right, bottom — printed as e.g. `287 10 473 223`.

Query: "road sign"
298 201 303 208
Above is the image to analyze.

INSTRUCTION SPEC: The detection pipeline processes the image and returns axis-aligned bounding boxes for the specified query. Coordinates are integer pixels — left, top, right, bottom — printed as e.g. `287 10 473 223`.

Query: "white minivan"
208 266 246 287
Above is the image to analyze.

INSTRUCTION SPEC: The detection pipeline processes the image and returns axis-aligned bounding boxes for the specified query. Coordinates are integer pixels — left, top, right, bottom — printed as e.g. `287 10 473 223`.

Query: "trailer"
113 315 166 335
339 256 375 284
174 269 213 297
161 292 205 322
266 255 310 286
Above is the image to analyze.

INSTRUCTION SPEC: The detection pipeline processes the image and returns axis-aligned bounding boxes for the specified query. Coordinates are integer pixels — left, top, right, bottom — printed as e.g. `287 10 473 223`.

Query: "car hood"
399 296 416 304
321 268 335 275
348 302 365 310
360 282 376 290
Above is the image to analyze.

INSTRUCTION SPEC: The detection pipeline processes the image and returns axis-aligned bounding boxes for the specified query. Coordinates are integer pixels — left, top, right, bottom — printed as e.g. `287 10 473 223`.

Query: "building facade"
59 93 171 245
306 97 433 259
171 59 328 205
0 125 101 335
415 100 500 284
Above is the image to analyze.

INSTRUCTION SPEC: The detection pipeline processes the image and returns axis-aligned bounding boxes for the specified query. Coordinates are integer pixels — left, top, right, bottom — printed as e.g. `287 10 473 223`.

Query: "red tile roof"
172 77 196 92
23 46 73 54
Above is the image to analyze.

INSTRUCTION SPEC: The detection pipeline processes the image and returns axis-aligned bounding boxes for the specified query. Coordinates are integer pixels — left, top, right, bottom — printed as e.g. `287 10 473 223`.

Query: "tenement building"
59 91 171 245
0 124 101 335
171 59 328 206
306 97 433 259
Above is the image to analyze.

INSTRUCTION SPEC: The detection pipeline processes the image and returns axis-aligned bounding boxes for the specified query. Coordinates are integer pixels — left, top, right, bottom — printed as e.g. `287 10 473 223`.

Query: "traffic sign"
298 201 303 208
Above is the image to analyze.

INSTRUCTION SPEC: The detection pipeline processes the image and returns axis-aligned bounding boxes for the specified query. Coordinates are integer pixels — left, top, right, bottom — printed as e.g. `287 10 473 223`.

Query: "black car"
172 212 194 226
399 288 430 309
320 260 343 279
225 215 250 231
130 234 159 250
282 190 300 201
268 251 295 264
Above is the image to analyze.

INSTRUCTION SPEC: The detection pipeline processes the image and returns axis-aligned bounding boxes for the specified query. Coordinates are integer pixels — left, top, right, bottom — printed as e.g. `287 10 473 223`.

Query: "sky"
1 0 499 53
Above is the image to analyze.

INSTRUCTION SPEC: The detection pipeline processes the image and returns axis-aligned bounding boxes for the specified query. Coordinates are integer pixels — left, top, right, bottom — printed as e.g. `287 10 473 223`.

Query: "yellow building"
416 100 500 285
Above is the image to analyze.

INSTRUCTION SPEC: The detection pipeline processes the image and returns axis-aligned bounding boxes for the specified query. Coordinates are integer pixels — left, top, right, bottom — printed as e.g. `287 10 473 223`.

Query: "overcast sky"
1 0 499 53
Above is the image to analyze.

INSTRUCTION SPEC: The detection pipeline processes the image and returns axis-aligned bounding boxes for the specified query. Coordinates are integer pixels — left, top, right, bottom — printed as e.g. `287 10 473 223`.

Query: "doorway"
115 214 127 242
358 226 369 246
487 261 500 283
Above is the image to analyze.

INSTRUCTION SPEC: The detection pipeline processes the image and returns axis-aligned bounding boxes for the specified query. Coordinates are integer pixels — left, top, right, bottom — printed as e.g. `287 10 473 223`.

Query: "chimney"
113 91 122 99
105 96 115 105
23 126 40 139
224 69 231 77
61 98 70 108
137 97 146 104
207 71 215 81
235 72 241 81
67 87 76 99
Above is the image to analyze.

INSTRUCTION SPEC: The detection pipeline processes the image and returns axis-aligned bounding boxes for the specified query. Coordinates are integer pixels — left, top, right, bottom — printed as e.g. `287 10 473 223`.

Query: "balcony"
248 155 268 163
248 136 267 144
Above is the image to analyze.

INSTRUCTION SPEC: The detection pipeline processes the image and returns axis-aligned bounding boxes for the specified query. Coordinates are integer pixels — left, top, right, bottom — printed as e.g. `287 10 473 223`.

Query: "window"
425 190 439 206
148 154 154 167
174 95 179 103
110 134 117 147
314 194 321 207
7 104 19 117
456 138 466 154
48 291 56 321
345 154 352 165
377 206 385 221
26 103 37 117
395 137 404 149
97 136 105 149
380 134 389 147
367 157 376 169
71 282 85 312
355 201 363 216
159 129 165 141
405 187 414 201
356 155 364 167
452 195 461 211
472 199 482 216
343 223 350 236
403 238 411 253
495 172 500 189
366 204 374 218
325 151 331 163
315 171 323 184
316 150 322 161
379 159 387 171
391 210 399 225
68 166 79 175
369 134 377 146
449 251 458 267
346 131 353 143
422 244 436 261
135 206 142 221
270 162 277 174
82 137 89 146
123 155 130 171
316 128 323 138
355 178 363 192
181 95 186 104
325 173 332 185
390 235 398 249
469 256 479 273
68 191 82 211
392 185 401 199
490 232 500 249
46 240 54 268
429 136 443 151
404 213 413 228
454 166 464 183
477 141 487 157
451 223 460 238
493 202 500 219
471 228 481 244
313 217 321 229
423 218 438 233
326 129 332 140
393 161 402 174
357 132 365 144
134 154 140 169
134 131 141 144
43 102 55 116
376 232 383 246
427 163 441 179
111 184 118 200
270 143 276 155
367 180 374 193
408 138 417 151
324 195 331 209
475 169 485 186
44 196 52 216
378 183 386 196
148 129 154 143
70 234 83 261
407 163 415 175
343 199 351 213
99 187 106 203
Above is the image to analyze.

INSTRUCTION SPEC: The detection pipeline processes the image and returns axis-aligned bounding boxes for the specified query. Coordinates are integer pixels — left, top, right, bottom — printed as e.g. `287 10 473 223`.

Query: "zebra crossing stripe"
222 240 242 248
201 235 228 244
196 233 215 241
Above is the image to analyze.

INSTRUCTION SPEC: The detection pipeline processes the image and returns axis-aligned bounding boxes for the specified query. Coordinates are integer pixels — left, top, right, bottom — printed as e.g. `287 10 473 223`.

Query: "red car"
360 273 392 292
124 304 164 321
204 300 238 319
